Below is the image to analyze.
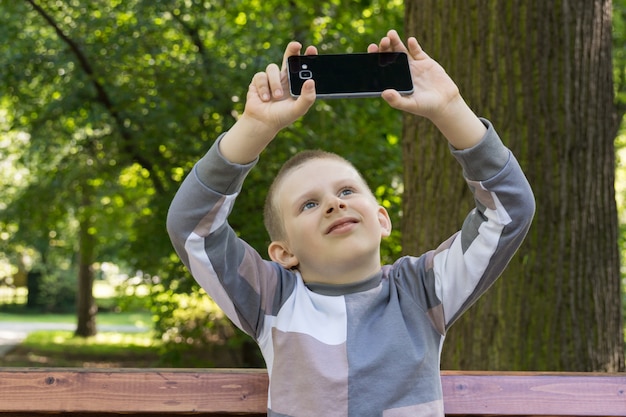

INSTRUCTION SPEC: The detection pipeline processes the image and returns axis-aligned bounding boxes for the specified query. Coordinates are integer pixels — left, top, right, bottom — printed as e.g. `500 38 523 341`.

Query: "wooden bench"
0 368 623 416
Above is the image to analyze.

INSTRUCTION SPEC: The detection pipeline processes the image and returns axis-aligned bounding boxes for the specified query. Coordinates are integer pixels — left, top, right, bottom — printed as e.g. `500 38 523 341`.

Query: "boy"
167 30 535 417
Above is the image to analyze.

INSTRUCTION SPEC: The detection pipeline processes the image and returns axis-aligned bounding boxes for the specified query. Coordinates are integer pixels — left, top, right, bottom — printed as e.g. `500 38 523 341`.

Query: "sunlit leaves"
1 0 405 343
613 0 626 322
615 0 626 109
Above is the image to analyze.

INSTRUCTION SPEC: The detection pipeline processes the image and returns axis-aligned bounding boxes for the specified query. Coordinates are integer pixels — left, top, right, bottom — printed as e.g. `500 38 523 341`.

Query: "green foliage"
2 0 623 366
35 269 78 313
150 283 257 366
614 0 626 326
0 0 403 358
106 275 152 313
615 0 626 113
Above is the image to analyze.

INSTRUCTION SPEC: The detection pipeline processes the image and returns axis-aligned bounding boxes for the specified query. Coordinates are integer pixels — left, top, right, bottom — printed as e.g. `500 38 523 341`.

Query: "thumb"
293 79 316 114
381 89 402 107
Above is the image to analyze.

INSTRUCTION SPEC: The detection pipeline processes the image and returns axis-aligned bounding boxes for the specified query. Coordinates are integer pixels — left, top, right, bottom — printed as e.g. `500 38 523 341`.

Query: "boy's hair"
263 150 371 242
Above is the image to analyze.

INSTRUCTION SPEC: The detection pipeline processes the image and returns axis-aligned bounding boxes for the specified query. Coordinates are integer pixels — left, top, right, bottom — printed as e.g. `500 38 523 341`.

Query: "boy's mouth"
325 217 359 234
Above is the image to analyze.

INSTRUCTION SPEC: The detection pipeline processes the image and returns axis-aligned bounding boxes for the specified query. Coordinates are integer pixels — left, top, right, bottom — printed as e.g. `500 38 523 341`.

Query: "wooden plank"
441 371 626 416
0 414 263 417
0 368 624 416
0 368 268 414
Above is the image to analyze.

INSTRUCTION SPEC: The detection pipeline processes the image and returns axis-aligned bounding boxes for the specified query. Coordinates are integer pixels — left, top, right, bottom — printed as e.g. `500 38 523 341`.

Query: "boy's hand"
370 29 486 149
244 41 317 134
368 30 459 120
220 42 317 164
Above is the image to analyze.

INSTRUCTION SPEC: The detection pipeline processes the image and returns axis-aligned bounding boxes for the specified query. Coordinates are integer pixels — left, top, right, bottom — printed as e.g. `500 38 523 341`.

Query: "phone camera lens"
299 70 312 80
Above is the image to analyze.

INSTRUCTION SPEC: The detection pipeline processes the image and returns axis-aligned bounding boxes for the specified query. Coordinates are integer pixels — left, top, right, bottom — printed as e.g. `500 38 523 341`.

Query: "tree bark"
75 189 97 338
403 0 624 371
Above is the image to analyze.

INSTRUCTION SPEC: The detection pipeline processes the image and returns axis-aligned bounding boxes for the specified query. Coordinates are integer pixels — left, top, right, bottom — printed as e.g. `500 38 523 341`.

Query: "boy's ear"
268 241 299 269
378 206 392 238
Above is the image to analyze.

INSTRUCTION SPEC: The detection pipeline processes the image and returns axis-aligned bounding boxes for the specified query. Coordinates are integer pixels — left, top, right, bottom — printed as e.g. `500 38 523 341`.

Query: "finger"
377 36 391 52
304 45 318 55
279 41 304 93
367 43 379 53
381 89 409 111
280 41 303 72
292 79 316 114
407 36 426 60
265 63 283 98
386 29 409 54
251 71 271 102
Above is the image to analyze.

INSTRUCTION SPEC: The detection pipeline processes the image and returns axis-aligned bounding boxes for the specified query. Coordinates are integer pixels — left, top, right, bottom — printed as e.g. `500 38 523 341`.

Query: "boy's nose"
326 198 346 214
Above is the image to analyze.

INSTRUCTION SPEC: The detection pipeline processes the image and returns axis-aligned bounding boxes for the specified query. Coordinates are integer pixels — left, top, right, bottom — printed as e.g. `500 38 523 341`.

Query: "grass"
0 281 159 367
0 310 152 328
0 330 162 368
0 308 158 367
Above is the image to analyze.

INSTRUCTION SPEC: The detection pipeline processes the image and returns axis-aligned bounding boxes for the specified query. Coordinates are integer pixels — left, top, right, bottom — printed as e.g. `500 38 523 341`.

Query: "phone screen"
287 52 413 99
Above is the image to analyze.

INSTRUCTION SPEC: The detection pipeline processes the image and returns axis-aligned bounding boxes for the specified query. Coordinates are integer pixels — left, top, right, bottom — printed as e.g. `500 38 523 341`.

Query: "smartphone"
287 52 413 99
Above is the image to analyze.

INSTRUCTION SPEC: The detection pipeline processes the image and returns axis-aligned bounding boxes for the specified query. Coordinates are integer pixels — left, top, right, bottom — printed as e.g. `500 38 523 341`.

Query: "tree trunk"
403 0 624 371
75 190 97 337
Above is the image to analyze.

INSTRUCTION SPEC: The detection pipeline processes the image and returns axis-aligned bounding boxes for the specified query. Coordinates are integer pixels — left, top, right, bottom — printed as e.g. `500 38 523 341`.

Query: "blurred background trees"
0 0 624 370
0 0 405 364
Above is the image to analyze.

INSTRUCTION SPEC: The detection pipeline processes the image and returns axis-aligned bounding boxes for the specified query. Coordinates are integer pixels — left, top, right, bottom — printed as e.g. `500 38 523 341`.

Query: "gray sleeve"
166 137 295 339
397 119 535 332
442 119 535 327
449 118 511 181
194 133 258 194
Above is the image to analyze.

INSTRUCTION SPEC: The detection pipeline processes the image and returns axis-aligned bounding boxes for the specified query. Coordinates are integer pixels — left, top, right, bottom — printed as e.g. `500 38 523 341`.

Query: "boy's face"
268 157 392 285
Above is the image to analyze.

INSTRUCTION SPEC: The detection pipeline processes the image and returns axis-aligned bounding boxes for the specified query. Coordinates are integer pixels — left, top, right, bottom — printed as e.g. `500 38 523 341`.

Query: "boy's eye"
340 188 354 197
302 201 317 211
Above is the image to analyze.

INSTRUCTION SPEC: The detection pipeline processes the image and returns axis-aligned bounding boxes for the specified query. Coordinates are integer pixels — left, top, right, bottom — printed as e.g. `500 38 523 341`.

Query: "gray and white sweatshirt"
166 119 535 417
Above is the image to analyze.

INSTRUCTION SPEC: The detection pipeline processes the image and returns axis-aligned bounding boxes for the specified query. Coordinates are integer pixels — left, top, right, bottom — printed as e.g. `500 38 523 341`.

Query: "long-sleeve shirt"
166 119 535 417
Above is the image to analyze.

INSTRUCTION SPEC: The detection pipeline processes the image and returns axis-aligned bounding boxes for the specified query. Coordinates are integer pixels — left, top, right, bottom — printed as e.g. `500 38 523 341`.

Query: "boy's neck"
305 270 383 295
298 257 383 287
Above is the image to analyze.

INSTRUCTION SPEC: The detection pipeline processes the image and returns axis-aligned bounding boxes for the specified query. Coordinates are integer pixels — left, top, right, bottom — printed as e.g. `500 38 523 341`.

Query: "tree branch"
26 0 165 194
